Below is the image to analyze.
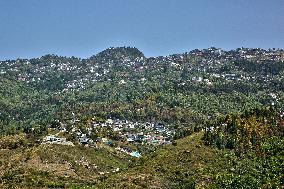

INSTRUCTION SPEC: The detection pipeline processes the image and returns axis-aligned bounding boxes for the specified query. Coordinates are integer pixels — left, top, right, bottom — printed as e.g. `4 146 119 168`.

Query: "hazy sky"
0 0 283 60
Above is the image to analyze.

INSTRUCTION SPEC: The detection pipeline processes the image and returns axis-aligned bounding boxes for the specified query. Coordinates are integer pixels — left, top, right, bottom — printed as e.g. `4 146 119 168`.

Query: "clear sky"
0 0 283 60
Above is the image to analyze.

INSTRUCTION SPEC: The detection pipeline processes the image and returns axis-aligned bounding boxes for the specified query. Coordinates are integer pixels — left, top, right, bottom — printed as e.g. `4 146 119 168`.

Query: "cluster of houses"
187 47 284 62
41 117 175 158
43 135 74 146
93 118 174 145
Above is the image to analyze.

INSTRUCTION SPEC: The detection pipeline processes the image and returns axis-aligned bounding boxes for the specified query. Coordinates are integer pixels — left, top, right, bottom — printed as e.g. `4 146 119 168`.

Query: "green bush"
46 182 65 188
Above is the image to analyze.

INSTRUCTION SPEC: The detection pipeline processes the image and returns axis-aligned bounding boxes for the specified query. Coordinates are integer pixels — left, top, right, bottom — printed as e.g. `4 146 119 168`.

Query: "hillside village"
0 47 283 140
42 117 175 158
0 47 283 189
1 47 283 93
1 0 284 187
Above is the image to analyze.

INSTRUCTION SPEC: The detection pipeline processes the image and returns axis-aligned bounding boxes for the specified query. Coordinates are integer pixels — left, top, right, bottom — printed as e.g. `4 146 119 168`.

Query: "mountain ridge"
1 46 284 62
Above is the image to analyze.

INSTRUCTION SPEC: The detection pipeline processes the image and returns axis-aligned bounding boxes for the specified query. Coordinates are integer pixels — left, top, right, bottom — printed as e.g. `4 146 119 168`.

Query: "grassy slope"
0 143 131 189
98 131 284 189
0 132 282 188
0 133 227 189
97 132 232 189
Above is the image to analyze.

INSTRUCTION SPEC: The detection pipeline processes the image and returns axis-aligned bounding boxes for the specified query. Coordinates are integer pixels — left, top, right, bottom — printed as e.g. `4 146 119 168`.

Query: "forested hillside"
0 47 283 134
0 47 283 188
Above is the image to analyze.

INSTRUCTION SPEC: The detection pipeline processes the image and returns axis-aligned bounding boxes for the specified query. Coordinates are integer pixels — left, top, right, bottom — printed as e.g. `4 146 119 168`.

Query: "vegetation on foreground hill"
98 108 283 189
0 108 282 188
0 141 132 189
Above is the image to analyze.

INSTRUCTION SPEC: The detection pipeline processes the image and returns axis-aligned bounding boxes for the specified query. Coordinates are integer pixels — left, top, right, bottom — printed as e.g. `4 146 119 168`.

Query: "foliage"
0 133 28 149
203 108 284 188
203 107 283 153
0 47 283 135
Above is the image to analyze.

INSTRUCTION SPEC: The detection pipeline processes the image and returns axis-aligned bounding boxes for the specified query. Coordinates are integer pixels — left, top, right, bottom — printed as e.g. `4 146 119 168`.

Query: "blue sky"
0 0 283 60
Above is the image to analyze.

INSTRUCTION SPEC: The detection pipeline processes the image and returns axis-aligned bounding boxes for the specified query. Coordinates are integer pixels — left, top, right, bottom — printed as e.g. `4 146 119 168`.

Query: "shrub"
0 133 28 149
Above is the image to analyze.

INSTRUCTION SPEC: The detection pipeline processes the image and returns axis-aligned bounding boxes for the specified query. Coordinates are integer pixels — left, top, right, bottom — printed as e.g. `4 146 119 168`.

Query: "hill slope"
1 47 284 134
0 108 283 188
98 109 284 189
0 141 132 189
